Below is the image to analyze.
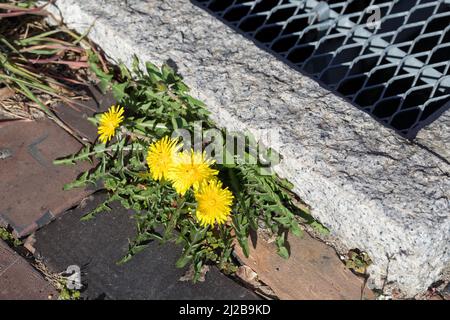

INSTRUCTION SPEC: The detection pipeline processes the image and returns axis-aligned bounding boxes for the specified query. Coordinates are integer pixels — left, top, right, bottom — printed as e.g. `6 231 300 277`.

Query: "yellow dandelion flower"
167 150 218 195
97 105 125 144
195 180 234 227
146 136 182 181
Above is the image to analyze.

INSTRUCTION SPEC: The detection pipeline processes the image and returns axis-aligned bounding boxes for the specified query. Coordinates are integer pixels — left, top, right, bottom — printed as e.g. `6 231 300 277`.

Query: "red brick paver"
0 119 93 238
0 240 56 300
234 232 374 300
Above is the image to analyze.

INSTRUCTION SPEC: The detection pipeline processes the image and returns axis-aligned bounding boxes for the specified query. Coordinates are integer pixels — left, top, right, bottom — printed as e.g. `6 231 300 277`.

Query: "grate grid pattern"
194 0 450 138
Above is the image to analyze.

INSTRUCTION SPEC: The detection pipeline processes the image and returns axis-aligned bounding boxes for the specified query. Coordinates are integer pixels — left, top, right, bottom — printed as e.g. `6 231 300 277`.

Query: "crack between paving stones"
0 256 19 277
1 238 62 297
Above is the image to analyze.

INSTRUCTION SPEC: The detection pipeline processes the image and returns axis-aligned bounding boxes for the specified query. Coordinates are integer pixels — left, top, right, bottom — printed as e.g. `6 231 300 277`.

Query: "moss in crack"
345 248 373 276
0 227 21 247
57 285 82 300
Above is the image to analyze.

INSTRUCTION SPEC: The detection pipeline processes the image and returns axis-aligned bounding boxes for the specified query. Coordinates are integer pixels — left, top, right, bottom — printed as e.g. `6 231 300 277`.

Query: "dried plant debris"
344 249 373 276
235 265 276 299
179 264 210 283
32 258 82 300
0 0 94 120
0 92 46 119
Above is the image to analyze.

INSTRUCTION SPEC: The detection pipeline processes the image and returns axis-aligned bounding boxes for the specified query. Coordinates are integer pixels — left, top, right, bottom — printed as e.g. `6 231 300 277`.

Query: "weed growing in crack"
0 227 21 247
55 55 325 280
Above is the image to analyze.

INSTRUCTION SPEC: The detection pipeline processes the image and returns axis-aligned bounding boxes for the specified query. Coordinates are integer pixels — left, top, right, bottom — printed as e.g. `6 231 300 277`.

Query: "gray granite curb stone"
48 0 450 297
416 110 450 162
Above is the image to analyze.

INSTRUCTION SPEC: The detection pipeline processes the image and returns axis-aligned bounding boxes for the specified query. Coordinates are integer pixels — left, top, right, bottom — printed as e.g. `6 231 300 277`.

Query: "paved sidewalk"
0 240 56 300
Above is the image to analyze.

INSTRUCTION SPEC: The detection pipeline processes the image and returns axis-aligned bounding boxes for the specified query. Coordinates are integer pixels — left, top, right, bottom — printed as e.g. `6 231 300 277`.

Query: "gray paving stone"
34 193 259 300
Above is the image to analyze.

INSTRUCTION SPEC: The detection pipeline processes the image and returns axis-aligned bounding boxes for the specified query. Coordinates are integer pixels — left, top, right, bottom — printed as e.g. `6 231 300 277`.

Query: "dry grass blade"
0 2 49 18
28 57 89 68
19 44 85 54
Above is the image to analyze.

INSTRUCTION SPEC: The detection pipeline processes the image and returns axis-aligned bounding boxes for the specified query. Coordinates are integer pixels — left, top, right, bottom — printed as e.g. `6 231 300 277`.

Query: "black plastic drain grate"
193 0 450 138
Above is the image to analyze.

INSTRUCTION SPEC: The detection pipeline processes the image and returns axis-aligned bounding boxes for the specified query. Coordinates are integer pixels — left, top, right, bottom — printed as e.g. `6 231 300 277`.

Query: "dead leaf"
0 87 15 101
236 265 276 299
179 264 210 282
236 265 258 285
24 234 36 254
257 285 276 298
